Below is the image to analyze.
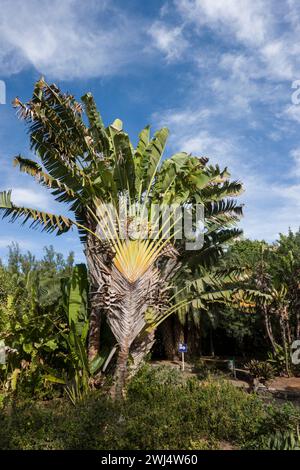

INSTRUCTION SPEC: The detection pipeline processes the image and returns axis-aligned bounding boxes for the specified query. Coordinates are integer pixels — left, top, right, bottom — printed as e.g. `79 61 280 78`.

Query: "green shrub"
127 365 186 399
262 428 300 450
0 367 299 450
267 345 287 375
192 358 210 379
245 359 275 382
244 402 300 449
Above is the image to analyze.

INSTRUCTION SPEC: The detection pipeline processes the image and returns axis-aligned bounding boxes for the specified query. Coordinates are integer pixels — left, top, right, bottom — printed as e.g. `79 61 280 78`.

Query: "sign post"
228 357 236 379
178 343 188 371
0 340 6 365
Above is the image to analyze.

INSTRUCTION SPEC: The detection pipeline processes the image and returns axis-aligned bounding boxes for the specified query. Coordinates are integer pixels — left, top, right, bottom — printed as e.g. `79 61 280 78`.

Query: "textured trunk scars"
263 305 277 353
107 264 160 398
296 310 300 339
88 304 101 362
161 317 177 360
86 236 180 396
86 230 113 362
114 345 130 399
279 307 291 376
129 330 155 378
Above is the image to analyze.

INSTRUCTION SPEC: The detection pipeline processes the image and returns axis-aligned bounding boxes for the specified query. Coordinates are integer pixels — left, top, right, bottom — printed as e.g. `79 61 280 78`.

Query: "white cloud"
148 1 293 124
281 104 300 124
149 21 188 61
157 107 213 127
171 0 300 87
144 0 300 159
290 148 300 176
0 236 34 249
150 2 300 242
153 103 300 242
0 0 142 79
241 206 300 241
233 157 300 240
237 176 300 241
177 132 236 165
0 39 26 77
175 0 270 46
261 39 300 82
11 187 53 210
154 106 239 169
276 183 300 206
219 54 261 82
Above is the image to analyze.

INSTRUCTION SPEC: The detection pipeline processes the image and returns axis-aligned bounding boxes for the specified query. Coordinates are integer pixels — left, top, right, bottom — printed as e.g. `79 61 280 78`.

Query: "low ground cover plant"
0 366 299 450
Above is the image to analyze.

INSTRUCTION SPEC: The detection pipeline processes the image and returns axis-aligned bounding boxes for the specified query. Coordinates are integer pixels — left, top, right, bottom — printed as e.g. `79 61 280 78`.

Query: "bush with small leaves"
245 359 275 383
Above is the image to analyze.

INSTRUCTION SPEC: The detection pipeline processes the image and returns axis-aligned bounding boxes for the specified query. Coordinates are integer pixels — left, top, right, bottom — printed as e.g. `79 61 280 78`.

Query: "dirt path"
268 377 300 393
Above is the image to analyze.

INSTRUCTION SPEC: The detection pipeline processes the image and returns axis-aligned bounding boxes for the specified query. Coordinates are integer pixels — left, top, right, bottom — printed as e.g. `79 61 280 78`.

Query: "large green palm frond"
81 92 110 157
134 127 169 198
13 156 78 203
0 190 73 235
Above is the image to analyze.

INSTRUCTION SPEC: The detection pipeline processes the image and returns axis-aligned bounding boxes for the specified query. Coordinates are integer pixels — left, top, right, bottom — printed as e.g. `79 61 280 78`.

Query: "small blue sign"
178 343 188 353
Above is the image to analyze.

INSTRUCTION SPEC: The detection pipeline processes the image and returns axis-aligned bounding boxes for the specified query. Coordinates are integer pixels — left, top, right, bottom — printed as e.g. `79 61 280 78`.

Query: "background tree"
0 244 77 395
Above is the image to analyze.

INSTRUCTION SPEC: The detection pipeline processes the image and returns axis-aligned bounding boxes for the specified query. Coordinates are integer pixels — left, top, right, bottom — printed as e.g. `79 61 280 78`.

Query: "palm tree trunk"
85 231 112 362
86 238 179 392
279 310 290 376
263 305 277 353
161 317 176 360
296 310 300 339
209 327 215 357
114 345 130 399
284 306 292 346
106 263 162 398
129 331 155 378
88 303 101 361
187 326 201 357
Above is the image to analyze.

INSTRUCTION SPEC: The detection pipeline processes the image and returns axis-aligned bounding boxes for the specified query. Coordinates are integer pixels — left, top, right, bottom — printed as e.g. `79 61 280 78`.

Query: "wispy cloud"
1 0 300 249
10 188 53 210
0 236 34 249
148 21 188 62
0 0 143 79
281 104 300 124
175 0 270 46
153 101 300 242
153 106 240 170
153 0 300 113
173 0 300 83
290 148 300 176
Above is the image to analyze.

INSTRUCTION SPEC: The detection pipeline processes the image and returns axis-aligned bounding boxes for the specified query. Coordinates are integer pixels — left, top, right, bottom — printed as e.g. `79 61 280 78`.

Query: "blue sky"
1 0 300 263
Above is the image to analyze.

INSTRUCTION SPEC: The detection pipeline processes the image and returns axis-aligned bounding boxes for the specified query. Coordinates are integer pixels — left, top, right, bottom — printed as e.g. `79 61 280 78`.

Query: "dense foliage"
0 366 299 450
0 244 93 400
2 228 300 404
178 230 300 371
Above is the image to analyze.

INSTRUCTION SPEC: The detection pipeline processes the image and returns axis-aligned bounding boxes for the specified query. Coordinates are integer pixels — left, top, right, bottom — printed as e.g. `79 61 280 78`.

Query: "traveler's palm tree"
0 79 243 396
